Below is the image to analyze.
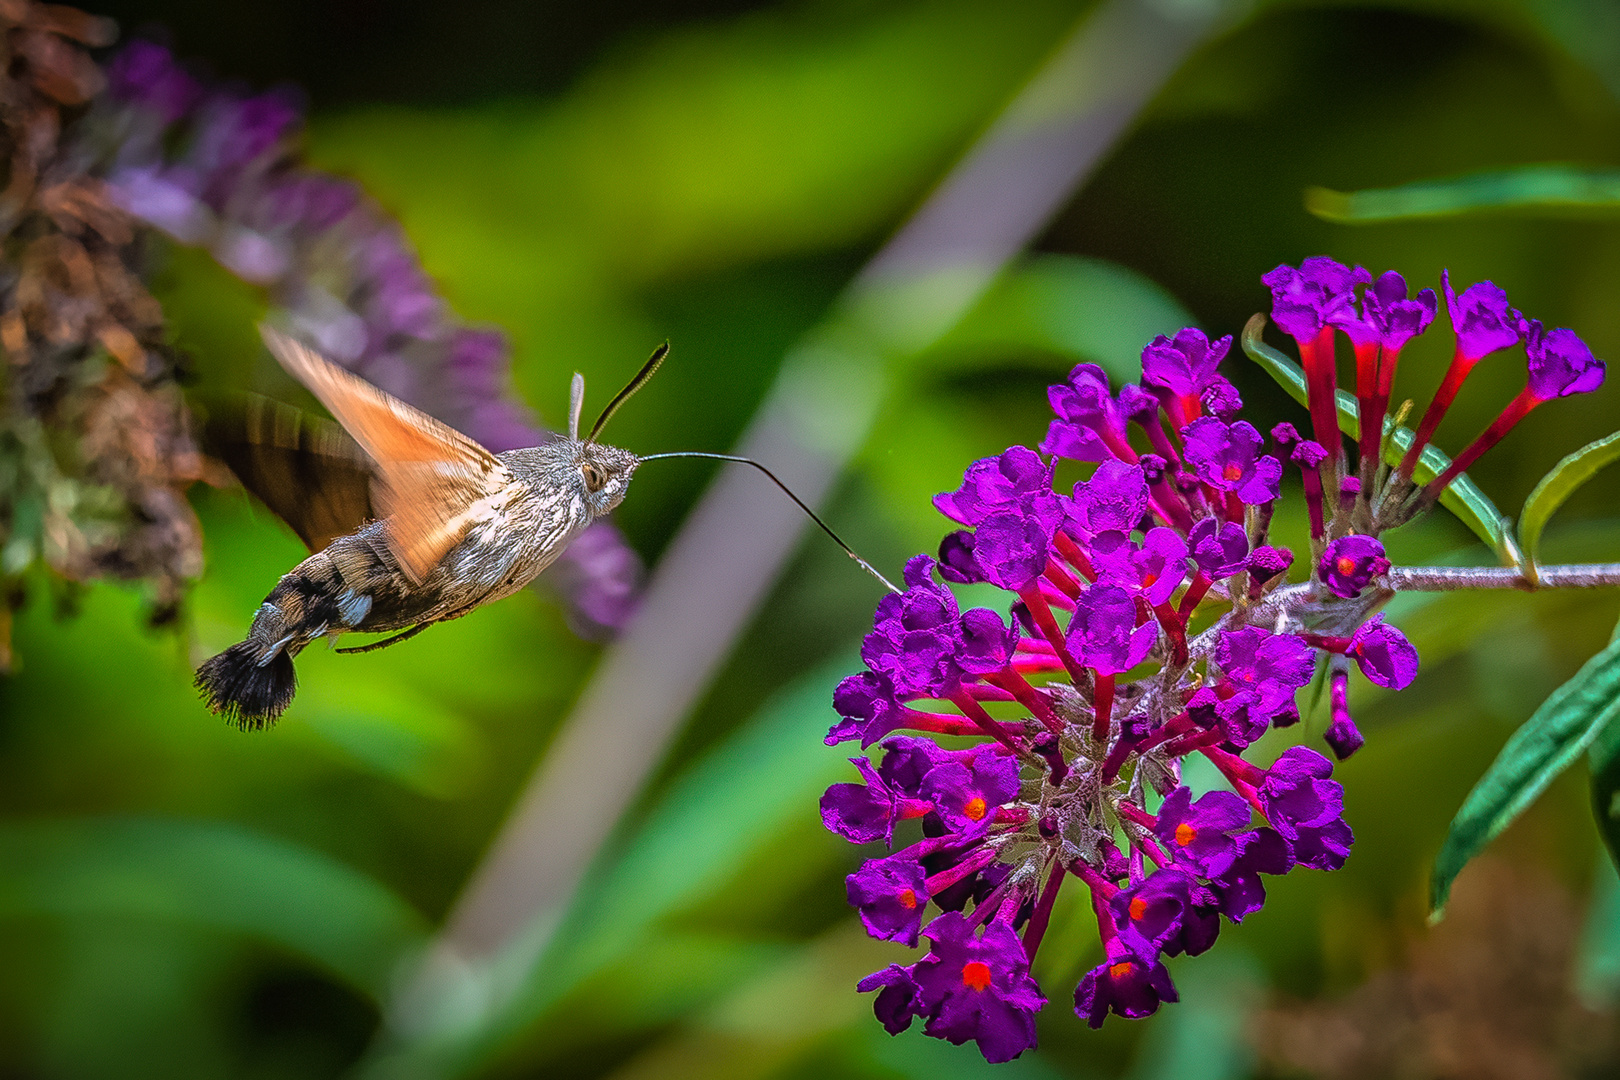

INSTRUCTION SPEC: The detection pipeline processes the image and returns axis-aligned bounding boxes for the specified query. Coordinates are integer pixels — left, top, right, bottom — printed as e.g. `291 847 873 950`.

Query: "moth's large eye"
581 463 606 492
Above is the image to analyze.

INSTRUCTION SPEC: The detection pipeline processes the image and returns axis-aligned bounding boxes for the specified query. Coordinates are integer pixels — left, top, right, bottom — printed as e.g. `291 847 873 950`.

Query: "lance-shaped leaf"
1240 315 1507 551
1520 430 1620 569
1430 637 1620 919
1305 165 1620 223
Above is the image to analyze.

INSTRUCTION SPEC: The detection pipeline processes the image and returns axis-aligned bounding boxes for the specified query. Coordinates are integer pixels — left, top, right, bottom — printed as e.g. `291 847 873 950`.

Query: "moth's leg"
336 622 432 654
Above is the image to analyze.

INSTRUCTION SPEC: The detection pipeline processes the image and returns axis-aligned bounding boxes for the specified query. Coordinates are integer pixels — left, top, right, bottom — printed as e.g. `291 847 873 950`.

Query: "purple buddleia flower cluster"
824 259 1606 1061
88 41 643 636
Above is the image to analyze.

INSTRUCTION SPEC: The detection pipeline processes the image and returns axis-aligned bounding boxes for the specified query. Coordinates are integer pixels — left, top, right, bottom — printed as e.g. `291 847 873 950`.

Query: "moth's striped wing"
259 326 513 582
208 393 375 553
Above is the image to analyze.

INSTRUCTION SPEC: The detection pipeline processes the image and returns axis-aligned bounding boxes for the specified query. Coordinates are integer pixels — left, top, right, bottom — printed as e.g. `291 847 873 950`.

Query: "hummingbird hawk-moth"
197 326 890 728
196 326 663 726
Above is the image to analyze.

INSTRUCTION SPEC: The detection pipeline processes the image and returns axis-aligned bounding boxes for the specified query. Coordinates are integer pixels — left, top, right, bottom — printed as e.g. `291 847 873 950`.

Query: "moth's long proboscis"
638 451 901 593
587 342 670 445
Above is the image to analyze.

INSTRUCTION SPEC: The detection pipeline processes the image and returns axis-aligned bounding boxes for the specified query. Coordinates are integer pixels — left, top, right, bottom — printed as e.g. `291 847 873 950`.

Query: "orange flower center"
962 961 992 991
1141 572 1159 587
964 797 988 821
1128 897 1149 920
1223 463 1243 481
1108 960 1135 980
897 889 917 910
1336 555 1358 576
1174 822 1197 846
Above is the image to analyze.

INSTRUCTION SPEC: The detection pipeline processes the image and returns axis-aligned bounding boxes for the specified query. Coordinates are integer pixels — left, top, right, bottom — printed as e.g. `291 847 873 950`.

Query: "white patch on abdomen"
337 589 372 626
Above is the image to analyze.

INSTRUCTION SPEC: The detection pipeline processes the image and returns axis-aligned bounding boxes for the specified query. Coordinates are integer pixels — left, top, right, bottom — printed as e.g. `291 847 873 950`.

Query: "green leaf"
1429 637 1620 919
0 818 428 999
1519 429 1620 567
1305 164 1620 223
1239 316 1507 551
1588 670 1620 870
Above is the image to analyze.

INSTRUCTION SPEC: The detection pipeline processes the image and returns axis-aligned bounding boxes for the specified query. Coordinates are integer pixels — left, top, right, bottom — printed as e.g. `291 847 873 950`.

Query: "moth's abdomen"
196 542 388 726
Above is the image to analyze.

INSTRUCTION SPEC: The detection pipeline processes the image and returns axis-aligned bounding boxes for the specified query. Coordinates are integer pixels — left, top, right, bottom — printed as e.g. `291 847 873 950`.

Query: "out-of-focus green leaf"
1519 430 1620 567
1128 951 1262 1080
1240 316 1507 552
1575 853 1620 1009
0 818 427 999
1588 677 1620 871
1305 164 1620 223
292 683 486 800
1430 637 1620 919
362 657 857 1076
921 254 1198 380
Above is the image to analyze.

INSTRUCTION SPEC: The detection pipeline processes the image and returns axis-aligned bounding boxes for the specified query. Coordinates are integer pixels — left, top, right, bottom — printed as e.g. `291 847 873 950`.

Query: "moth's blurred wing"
207 395 375 553
259 326 513 582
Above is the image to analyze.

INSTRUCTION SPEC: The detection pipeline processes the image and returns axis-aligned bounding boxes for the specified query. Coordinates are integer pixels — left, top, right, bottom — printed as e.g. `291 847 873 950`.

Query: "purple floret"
1153 786 1251 878
1075 948 1178 1027
1141 328 1231 398
1443 271 1522 361
1093 527 1189 606
1245 545 1294 587
1043 364 1124 463
1216 626 1315 716
822 758 907 845
1318 535 1390 598
878 735 947 796
958 608 1019 675
1110 868 1199 956
938 530 986 584
1067 460 1151 538
973 512 1052 592
922 746 1020 834
848 856 931 946
1188 517 1250 577
1258 747 1354 870
1067 584 1158 675
1331 269 1436 352
1349 614 1420 690
1262 257 1369 341
1524 320 1606 400
910 913 1047 1062
1181 418 1282 504
862 556 965 698
827 670 905 747
935 446 1058 527
858 964 922 1035
1207 827 1292 922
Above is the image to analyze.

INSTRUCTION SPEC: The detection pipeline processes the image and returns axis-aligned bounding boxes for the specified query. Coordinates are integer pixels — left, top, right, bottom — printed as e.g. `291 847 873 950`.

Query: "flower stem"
1386 563 1620 591
1398 344 1474 480
950 691 1031 759
1300 326 1342 462
987 670 1064 732
1423 386 1539 498
1022 863 1066 961
1092 672 1115 742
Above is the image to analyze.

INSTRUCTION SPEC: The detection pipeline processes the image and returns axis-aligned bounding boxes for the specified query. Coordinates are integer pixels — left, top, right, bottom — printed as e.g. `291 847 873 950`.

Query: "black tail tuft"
195 643 297 729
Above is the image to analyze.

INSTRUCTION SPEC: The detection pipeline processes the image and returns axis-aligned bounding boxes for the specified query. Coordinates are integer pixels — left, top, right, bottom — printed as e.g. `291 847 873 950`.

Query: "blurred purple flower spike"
98 40 645 637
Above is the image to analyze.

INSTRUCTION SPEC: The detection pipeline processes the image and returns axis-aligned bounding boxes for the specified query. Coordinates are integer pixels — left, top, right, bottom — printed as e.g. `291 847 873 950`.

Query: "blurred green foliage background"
5 0 1620 1076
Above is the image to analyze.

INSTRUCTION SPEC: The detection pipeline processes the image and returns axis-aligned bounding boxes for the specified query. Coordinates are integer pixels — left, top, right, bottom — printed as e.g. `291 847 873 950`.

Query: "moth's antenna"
638 451 900 593
587 342 670 444
568 373 585 441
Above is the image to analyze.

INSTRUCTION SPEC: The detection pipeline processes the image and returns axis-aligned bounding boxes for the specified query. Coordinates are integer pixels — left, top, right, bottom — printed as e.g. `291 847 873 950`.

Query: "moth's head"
575 441 639 517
